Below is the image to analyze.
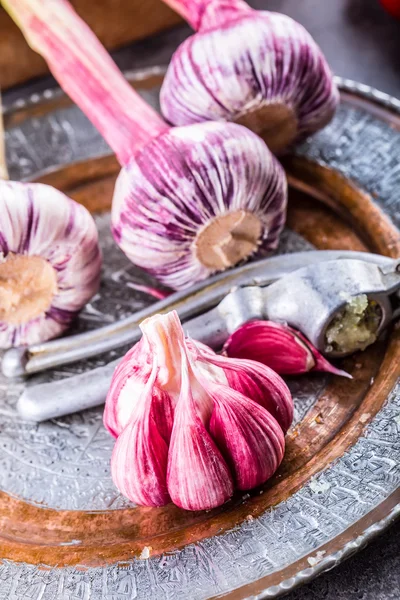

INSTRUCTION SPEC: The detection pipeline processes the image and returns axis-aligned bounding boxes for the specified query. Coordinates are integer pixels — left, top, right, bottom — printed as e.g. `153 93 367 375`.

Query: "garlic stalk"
223 321 351 378
160 0 339 154
0 90 101 348
4 0 288 290
105 311 292 510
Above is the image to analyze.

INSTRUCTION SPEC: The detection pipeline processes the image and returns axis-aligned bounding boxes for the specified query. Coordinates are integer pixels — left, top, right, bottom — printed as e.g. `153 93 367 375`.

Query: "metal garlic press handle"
4 249 389 378
18 361 118 422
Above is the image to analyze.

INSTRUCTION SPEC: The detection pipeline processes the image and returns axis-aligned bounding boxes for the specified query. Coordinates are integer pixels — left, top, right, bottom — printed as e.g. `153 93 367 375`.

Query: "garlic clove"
167 357 233 511
160 9 339 154
208 383 285 490
111 367 171 507
103 339 150 438
103 353 175 443
0 181 101 348
195 343 293 434
223 320 350 379
223 320 313 374
223 361 294 434
103 315 181 439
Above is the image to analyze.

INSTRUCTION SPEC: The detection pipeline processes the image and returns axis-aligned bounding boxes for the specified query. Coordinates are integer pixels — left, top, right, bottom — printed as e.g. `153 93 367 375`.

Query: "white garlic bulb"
0 181 101 347
161 1 339 154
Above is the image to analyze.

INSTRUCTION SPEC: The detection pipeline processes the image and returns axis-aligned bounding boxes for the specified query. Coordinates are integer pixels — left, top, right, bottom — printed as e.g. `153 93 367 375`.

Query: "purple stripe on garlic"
160 2 339 154
105 311 292 510
0 181 101 348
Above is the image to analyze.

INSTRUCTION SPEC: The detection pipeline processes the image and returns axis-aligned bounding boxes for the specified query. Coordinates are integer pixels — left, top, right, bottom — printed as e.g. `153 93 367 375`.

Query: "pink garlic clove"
160 3 339 154
0 180 101 348
223 362 294 434
111 367 171 507
103 316 180 439
208 383 285 490
223 320 351 379
194 342 293 434
103 339 151 438
167 357 234 511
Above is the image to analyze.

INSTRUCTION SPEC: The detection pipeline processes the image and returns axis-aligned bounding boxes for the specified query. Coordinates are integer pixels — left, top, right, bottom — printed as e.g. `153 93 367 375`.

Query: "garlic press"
12 250 400 422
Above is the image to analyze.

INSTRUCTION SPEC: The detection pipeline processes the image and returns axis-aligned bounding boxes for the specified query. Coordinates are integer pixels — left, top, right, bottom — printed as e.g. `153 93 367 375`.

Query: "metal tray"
0 74 399 600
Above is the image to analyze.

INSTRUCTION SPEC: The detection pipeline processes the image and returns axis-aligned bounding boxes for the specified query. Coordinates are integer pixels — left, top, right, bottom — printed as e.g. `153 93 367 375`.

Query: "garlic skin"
160 5 339 154
112 122 287 290
106 311 292 510
0 181 101 348
6 0 288 291
223 320 351 378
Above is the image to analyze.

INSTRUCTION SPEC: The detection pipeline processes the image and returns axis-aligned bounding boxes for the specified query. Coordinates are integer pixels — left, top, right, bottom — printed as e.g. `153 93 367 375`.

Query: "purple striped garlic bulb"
160 0 339 154
112 124 286 289
104 311 293 510
0 181 101 348
223 321 350 378
6 0 287 290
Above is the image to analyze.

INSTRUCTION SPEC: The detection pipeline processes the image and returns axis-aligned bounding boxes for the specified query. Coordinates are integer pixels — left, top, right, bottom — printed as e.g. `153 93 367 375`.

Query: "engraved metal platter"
0 73 399 600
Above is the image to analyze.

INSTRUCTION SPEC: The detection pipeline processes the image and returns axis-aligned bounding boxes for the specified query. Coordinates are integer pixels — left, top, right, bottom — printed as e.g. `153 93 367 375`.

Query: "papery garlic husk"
0 180 101 347
160 0 339 154
106 310 293 510
6 0 288 291
223 320 351 378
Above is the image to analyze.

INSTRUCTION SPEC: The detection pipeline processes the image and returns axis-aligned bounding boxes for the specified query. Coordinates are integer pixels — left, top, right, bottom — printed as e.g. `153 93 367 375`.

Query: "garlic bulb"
0 181 101 348
105 311 293 510
112 124 287 289
223 320 350 378
160 0 339 154
6 0 288 290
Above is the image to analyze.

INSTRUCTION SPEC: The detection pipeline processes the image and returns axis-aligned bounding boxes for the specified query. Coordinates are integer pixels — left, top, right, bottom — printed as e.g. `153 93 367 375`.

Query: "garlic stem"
164 0 250 29
0 92 9 180
2 0 168 166
140 311 185 392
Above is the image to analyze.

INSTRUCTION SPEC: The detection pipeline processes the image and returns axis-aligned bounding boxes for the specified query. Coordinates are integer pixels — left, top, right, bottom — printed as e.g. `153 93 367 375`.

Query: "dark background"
4 1 400 598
